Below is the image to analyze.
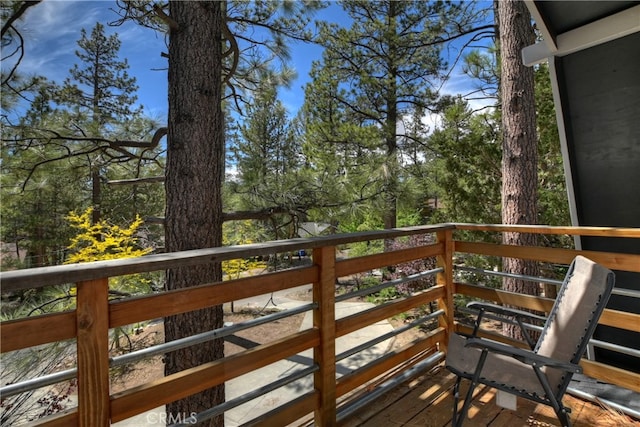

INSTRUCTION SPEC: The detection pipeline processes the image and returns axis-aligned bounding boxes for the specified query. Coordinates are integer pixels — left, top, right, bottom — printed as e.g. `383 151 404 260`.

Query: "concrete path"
225 299 394 426
113 286 395 426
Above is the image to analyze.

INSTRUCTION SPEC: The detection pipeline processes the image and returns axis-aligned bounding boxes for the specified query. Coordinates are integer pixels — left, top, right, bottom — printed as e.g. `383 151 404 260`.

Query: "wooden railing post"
312 246 337 426
436 229 455 348
76 278 110 426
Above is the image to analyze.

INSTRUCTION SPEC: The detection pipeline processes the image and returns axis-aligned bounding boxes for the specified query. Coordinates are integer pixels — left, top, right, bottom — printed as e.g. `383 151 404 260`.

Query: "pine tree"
1 77 87 268
56 22 149 224
428 97 502 224
163 3 225 424
58 22 140 127
0 141 85 268
108 2 322 421
310 0 480 232
301 52 385 228
1 22 162 266
231 84 304 236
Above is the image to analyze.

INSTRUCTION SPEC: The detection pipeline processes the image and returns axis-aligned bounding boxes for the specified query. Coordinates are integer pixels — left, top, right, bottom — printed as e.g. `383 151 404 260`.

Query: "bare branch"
153 3 178 31
107 176 164 186
1 27 25 86
1 1 42 39
221 22 239 86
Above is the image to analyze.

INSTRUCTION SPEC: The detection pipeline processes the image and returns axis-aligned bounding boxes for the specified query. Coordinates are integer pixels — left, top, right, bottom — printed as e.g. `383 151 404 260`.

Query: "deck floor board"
339 365 639 427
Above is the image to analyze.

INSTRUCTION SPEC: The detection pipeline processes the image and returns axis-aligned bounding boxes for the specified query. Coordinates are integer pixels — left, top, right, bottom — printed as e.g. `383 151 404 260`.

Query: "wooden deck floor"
339 365 639 427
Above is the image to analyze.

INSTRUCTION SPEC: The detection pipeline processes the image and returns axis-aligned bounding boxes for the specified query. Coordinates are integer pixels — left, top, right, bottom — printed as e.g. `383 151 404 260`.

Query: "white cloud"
11 2 106 83
3 1 169 119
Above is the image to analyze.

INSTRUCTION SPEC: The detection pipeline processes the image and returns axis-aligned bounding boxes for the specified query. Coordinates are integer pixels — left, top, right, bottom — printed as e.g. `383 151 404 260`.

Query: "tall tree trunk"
497 0 540 340
92 169 101 225
383 91 398 233
164 2 225 426
383 0 398 251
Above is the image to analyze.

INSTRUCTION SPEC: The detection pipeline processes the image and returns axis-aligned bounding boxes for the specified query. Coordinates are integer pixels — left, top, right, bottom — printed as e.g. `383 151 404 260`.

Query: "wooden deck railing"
452 224 640 394
1 223 639 426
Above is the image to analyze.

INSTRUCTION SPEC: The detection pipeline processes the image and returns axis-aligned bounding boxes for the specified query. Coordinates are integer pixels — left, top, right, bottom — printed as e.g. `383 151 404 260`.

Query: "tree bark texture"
383 0 398 253
165 2 225 425
497 0 540 340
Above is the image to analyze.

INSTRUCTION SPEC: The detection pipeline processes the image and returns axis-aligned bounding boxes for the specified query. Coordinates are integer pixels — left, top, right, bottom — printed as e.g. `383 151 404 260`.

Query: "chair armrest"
464 337 582 374
467 302 547 323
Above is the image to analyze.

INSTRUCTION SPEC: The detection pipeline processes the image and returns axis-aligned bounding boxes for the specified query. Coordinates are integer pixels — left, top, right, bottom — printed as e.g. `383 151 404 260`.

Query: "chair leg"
454 378 479 427
452 376 462 427
453 349 488 426
451 376 479 427
531 366 572 427
554 404 572 427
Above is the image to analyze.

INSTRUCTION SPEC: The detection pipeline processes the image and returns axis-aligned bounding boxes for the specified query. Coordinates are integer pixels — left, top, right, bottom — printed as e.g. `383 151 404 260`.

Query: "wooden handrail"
335 243 444 277
454 223 640 237
436 230 454 345
336 327 445 397
108 266 319 328
0 224 455 292
455 241 640 272
451 225 640 394
335 286 446 338
1 311 76 352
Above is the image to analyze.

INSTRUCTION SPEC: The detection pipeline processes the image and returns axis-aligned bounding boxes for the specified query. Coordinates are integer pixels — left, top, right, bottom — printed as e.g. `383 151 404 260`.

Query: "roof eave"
522 3 640 66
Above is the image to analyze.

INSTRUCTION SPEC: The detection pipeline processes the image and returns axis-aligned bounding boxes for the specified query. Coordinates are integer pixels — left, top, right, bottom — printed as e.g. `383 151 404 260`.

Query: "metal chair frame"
446 256 615 427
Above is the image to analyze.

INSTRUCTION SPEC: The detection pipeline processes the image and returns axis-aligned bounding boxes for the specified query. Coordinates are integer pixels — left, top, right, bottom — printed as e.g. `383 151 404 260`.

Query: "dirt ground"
109 286 430 394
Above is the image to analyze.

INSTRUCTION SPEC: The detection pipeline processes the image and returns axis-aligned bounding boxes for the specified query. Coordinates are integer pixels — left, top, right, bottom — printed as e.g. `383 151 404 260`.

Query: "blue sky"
7 1 492 125
12 1 170 120
8 1 336 121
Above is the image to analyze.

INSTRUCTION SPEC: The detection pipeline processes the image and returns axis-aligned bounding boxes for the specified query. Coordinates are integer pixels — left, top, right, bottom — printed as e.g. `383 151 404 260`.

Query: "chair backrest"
535 255 615 393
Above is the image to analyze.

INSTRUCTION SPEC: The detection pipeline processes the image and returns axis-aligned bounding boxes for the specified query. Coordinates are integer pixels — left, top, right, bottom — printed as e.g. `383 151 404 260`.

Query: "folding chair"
445 255 615 427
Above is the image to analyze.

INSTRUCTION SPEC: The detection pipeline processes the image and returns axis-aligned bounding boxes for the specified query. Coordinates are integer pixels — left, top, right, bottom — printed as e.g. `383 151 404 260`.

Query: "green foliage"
428 97 502 224
347 274 399 304
1 206 155 423
1 125 87 268
58 22 141 126
99 142 166 249
231 86 302 210
424 70 567 230
365 285 400 304
228 85 309 240
316 1 453 114
397 209 424 228
221 0 325 115
304 0 480 228
222 220 268 279
298 83 385 226
462 47 499 99
1 21 165 267
338 211 384 259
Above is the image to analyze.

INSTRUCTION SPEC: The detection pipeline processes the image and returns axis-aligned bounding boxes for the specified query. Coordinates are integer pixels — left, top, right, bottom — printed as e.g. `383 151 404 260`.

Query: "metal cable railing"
0 303 316 399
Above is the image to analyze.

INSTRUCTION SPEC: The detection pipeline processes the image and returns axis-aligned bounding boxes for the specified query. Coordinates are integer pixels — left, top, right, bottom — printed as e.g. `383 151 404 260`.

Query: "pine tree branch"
1 1 42 39
153 4 178 32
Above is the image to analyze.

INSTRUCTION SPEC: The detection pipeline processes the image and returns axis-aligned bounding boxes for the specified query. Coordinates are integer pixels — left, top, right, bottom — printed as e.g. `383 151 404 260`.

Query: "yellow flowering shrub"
222 220 267 279
65 208 151 264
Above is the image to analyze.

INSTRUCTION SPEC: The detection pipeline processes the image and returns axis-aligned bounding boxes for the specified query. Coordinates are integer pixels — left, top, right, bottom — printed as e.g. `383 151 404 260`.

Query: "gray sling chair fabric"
445 255 615 427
